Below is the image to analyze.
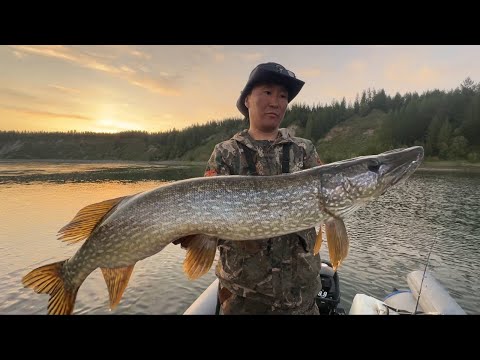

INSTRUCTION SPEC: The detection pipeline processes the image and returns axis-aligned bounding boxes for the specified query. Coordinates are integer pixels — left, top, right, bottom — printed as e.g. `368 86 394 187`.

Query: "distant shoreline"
418 161 480 173
0 158 206 166
1 158 479 173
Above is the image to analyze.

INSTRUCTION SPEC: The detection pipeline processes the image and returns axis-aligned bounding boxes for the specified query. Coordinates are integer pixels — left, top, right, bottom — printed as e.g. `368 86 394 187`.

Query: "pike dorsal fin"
57 196 129 244
101 264 135 310
182 235 218 280
325 217 349 271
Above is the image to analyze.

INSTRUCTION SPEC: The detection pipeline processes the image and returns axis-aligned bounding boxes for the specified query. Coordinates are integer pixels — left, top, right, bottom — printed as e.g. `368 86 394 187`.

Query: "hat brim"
236 69 305 118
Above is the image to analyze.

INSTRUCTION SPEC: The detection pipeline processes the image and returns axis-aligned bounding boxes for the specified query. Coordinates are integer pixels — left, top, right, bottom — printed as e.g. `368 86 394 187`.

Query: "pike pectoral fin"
172 234 196 249
101 264 135 310
58 195 130 244
313 224 323 256
182 235 218 280
325 217 349 271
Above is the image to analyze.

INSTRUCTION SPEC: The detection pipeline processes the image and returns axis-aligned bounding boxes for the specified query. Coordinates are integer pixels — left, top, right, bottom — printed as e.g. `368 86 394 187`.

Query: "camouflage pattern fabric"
205 128 323 315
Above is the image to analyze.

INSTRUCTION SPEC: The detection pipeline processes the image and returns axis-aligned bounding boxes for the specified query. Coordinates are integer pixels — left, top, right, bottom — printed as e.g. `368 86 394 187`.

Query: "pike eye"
367 160 380 173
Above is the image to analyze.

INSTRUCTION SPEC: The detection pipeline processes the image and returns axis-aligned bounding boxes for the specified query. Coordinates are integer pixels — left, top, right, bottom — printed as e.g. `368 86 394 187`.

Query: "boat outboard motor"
315 260 344 315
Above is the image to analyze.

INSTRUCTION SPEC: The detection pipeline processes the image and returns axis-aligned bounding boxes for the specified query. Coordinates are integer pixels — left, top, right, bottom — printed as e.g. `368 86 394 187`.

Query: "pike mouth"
391 161 417 185
383 146 424 188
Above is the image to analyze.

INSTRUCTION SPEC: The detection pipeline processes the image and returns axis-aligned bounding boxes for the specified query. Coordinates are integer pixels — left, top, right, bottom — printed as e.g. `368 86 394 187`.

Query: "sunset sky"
1 45 479 133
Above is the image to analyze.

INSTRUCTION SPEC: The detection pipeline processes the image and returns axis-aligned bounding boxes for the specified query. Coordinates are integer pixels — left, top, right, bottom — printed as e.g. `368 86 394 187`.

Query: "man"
202 62 324 314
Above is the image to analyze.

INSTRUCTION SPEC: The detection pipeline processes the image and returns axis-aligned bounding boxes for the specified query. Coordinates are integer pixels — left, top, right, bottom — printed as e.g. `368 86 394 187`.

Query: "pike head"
319 146 424 218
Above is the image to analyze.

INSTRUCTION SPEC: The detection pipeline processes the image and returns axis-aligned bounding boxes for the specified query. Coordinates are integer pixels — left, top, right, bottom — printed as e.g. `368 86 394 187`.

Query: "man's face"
245 82 289 132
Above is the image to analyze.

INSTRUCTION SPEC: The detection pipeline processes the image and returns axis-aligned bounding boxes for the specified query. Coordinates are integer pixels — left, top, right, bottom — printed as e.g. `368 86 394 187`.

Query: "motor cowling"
315 261 344 315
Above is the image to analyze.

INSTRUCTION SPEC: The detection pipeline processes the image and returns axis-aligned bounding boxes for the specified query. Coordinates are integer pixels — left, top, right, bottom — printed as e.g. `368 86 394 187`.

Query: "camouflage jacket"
204 128 323 310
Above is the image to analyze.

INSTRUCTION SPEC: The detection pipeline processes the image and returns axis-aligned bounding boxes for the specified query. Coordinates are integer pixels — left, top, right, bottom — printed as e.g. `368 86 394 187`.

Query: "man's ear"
244 95 249 109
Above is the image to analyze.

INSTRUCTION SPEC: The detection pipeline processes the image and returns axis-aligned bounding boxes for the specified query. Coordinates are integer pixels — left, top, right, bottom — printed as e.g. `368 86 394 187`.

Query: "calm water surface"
0 160 478 315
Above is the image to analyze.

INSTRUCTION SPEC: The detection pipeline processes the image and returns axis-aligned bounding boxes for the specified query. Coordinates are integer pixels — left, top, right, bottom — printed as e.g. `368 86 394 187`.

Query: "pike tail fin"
22 260 78 315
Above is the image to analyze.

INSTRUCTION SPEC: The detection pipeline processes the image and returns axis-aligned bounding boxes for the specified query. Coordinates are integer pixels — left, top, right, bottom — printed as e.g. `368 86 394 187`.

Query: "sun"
94 118 138 133
97 118 117 133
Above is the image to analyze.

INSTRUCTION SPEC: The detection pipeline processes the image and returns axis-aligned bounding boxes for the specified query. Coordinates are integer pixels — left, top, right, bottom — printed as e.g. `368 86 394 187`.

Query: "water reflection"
0 159 205 183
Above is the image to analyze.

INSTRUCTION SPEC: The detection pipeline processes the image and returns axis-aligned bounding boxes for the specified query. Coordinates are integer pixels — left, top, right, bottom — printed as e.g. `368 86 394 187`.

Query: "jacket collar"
232 128 293 150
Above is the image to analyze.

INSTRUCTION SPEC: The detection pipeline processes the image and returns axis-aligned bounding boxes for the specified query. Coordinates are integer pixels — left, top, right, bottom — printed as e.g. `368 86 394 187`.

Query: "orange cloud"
9 45 180 96
48 85 81 94
0 88 38 101
0 104 93 120
127 48 152 60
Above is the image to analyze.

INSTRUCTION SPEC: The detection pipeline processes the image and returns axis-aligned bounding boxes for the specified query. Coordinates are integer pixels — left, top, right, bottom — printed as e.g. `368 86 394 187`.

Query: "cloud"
9 45 180 96
190 45 225 58
128 74 180 95
12 51 26 59
299 67 322 78
240 52 264 62
214 52 225 62
346 60 368 74
119 65 136 74
0 88 38 101
192 45 227 63
108 45 152 60
48 84 81 94
129 49 151 59
385 60 440 86
0 104 93 120
0 87 82 112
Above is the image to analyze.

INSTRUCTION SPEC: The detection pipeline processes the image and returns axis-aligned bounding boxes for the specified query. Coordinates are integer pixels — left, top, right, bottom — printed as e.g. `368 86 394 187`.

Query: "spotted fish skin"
22 146 424 314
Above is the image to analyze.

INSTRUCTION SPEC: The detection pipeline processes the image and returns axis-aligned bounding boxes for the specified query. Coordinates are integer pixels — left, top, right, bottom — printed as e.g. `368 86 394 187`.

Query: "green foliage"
426 115 443 156
467 152 479 162
450 136 469 159
316 110 389 162
437 118 453 159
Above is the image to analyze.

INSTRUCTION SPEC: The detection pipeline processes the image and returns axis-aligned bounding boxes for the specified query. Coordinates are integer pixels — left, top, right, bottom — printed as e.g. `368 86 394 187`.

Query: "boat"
349 270 466 315
183 261 466 315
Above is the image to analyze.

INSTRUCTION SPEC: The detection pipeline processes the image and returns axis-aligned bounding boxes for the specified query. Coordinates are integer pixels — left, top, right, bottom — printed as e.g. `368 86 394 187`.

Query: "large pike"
22 146 424 314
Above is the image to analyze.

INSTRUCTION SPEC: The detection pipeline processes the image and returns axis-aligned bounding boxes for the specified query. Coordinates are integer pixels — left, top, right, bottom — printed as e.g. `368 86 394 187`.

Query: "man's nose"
269 96 281 107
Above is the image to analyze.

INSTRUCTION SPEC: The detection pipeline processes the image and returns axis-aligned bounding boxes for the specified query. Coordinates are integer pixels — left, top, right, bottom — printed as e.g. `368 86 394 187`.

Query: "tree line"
1 78 479 162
